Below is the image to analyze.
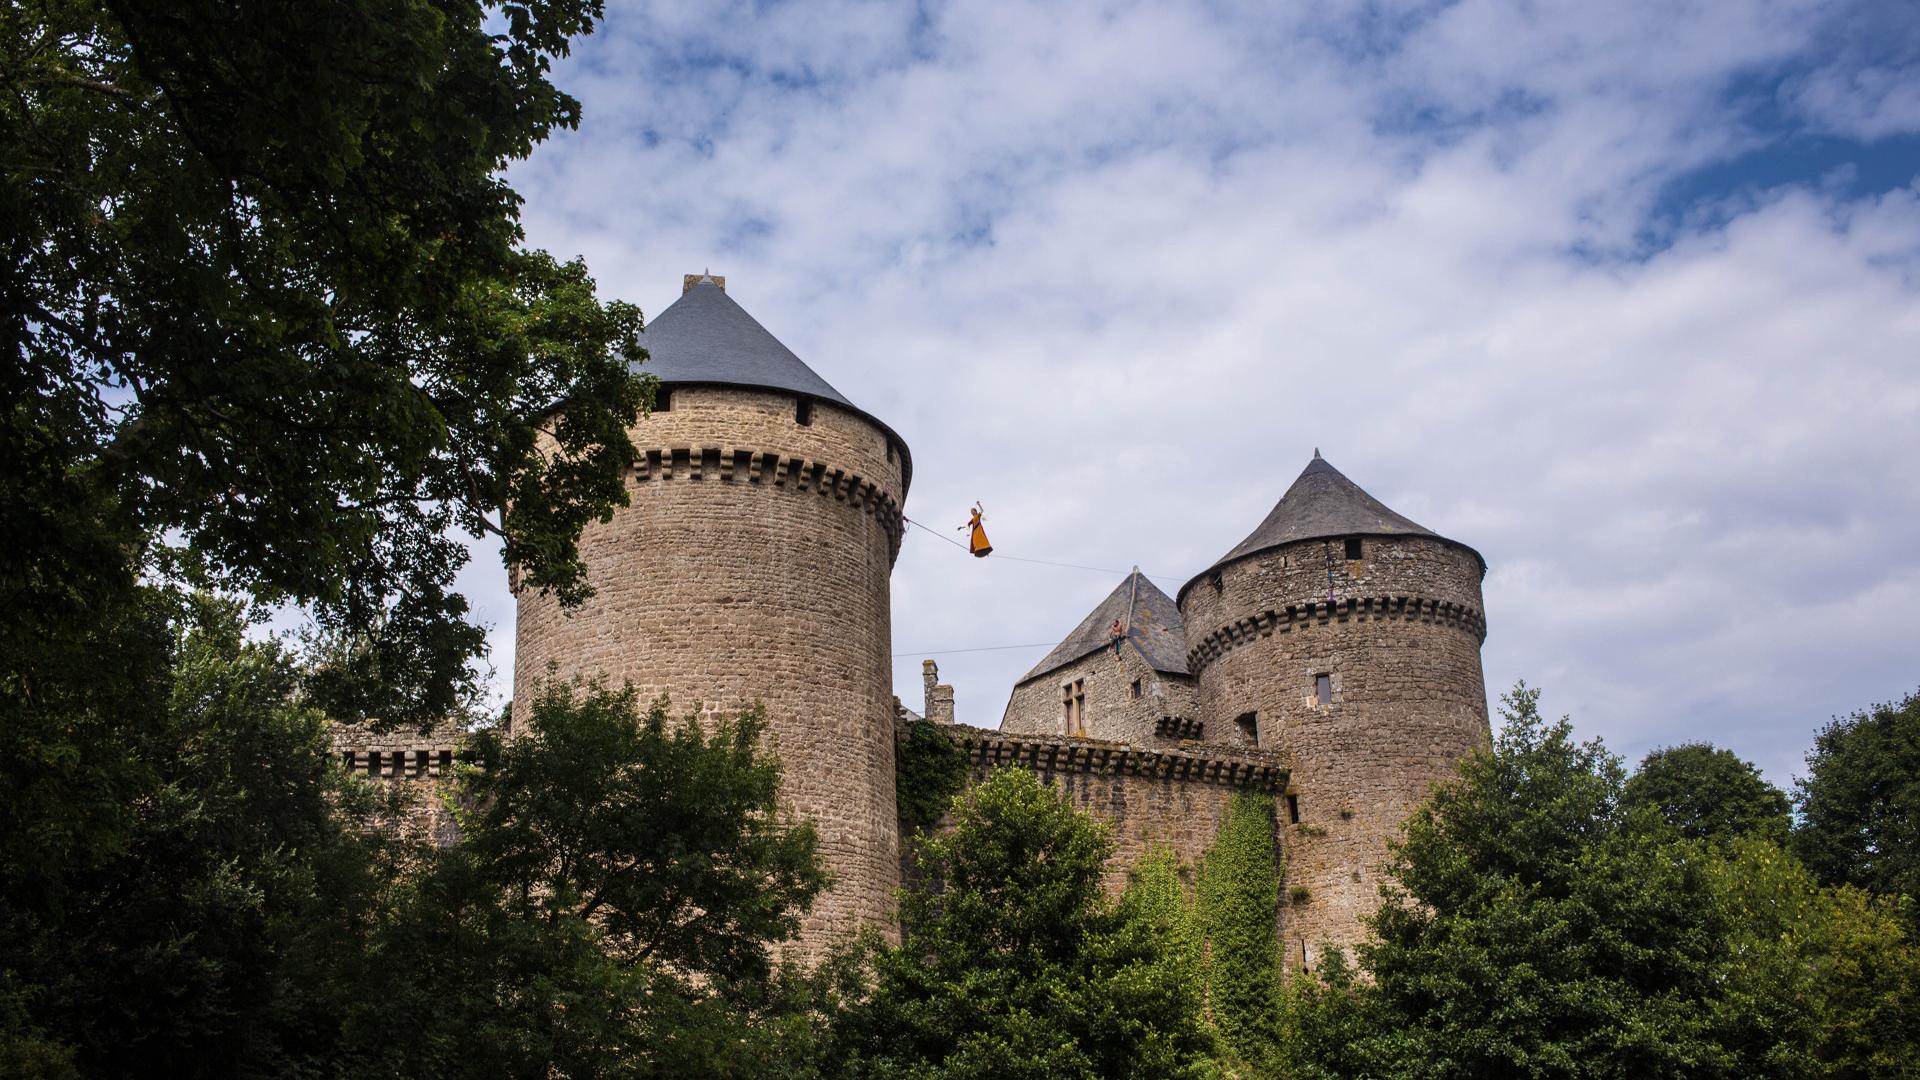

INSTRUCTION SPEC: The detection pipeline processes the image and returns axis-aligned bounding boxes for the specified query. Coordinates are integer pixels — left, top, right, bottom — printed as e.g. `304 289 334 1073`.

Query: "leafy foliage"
1196 791 1280 1068
1272 683 1920 1080
1705 838 1920 1079
2 0 649 730
895 716 969 837
1623 742 1791 847
830 768 1212 1080
0 595 385 1077
343 682 830 1079
1358 683 1732 1077
1794 690 1920 916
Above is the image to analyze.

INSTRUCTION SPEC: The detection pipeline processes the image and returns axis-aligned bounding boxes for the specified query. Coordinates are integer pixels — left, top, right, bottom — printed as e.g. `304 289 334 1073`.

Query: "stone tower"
512 274 911 953
1176 453 1488 965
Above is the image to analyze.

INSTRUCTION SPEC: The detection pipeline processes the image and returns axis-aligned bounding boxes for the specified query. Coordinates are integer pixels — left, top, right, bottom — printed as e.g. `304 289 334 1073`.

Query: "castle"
340 274 1490 968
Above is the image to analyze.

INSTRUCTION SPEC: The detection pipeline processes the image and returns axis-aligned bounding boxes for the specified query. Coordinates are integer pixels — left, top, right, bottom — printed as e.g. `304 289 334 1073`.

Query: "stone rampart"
947 725 1287 895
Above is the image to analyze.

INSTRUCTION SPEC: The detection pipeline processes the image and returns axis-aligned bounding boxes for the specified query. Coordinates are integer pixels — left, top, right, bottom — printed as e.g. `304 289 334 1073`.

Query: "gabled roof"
1178 453 1485 602
633 276 911 487
634 277 855 407
1018 570 1190 685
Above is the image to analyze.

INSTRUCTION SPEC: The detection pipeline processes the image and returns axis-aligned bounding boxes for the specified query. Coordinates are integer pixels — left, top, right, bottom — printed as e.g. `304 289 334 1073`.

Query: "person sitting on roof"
1109 618 1126 653
960 503 992 557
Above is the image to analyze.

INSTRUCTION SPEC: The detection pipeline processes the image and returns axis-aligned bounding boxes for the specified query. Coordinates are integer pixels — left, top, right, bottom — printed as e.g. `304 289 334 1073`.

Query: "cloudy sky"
469 0 1920 788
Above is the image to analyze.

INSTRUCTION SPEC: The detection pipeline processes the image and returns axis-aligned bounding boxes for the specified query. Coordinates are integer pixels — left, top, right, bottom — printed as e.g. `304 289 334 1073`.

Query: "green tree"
1357 684 1732 1079
343 681 830 1080
0 595 387 1077
1705 838 1920 1079
3 0 647 729
830 767 1212 1080
1623 742 1791 846
1196 791 1280 1068
1794 691 1920 914
4 3 650 1068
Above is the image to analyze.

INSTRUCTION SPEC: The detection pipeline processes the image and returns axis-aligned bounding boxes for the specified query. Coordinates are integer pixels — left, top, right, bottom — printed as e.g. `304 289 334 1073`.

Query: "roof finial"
1313 447 1322 459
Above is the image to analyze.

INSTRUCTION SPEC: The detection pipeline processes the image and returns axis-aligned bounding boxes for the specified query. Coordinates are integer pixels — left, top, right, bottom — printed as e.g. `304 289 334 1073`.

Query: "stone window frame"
1344 536 1363 560
1314 672 1333 706
1062 678 1087 736
1129 678 1142 700
795 398 814 426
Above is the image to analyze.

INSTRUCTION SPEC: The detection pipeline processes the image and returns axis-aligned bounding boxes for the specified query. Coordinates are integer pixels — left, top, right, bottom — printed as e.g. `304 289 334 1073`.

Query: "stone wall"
999 645 1202 749
1178 534 1488 968
330 726 463 847
512 385 908 957
942 725 1287 896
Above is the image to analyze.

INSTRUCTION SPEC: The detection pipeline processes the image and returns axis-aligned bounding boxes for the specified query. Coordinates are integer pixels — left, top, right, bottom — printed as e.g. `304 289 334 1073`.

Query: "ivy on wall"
1119 844 1205 982
894 718 969 837
1197 790 1282 1065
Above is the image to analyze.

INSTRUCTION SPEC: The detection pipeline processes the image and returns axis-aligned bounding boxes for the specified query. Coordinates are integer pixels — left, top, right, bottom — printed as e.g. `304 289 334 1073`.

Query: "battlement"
330 727 466 779
631 443 905 556
1186 593 1486 674
1154 715 1205 740
948 724 1288 791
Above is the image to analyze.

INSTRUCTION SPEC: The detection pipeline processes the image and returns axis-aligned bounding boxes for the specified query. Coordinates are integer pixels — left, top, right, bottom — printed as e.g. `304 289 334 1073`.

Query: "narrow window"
1287 794 1301 824
1235 711 1259 745
1344 537 1362 560
885 440 895 463
1130 679 1142 699
795 399 814 426
654 388 672 412
1209 570 1223 593
1315 673 1332 705
1063 679 1086 736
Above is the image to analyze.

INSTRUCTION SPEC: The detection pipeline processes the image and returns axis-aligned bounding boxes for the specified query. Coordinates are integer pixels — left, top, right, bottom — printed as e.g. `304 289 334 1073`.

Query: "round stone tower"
1176 452 1487 966
512 274 910 954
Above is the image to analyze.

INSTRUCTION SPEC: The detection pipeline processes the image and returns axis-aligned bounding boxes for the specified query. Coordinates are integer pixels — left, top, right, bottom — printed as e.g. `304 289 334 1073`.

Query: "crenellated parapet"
949 724 1288 791
1187 593 1486 675
630 444 905 558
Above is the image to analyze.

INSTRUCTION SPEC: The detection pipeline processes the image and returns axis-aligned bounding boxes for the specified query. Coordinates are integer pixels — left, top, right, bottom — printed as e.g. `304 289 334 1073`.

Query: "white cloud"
494 0 1920 789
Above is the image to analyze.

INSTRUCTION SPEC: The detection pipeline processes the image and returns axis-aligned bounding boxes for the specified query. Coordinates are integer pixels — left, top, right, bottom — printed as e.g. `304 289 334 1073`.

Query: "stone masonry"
513 384 907 955
1177 515 1488 967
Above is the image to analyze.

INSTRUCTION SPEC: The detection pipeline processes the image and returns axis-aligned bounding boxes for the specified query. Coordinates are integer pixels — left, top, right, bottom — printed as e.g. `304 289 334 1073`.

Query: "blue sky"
466 0 1920 789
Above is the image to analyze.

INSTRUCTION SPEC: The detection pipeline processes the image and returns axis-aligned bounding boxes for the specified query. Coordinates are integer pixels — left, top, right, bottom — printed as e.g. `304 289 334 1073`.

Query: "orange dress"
965 509 992 557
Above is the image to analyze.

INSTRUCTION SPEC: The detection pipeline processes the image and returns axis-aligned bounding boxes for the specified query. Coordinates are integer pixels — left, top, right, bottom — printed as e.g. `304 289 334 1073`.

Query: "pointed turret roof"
1017 570 1189 685
1178 452 1483 602
633 275 911 485
635 277 855 406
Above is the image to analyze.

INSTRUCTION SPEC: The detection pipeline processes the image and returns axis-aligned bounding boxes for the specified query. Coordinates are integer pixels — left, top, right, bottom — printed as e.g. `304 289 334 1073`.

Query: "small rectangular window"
1287 794 1301 824
1130 679 1142 699
1315 673 1332 705
1344 538 1363 560
795 399 814 426
654 388 672 412
885 440 895 463
1235 711 1259 745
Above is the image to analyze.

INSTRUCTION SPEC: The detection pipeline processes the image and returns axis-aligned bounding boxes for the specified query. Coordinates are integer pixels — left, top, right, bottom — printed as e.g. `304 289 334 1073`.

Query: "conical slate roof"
1179 453 1482 601
1018 570 1189 685
633 276 911 485
634 277 855 407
